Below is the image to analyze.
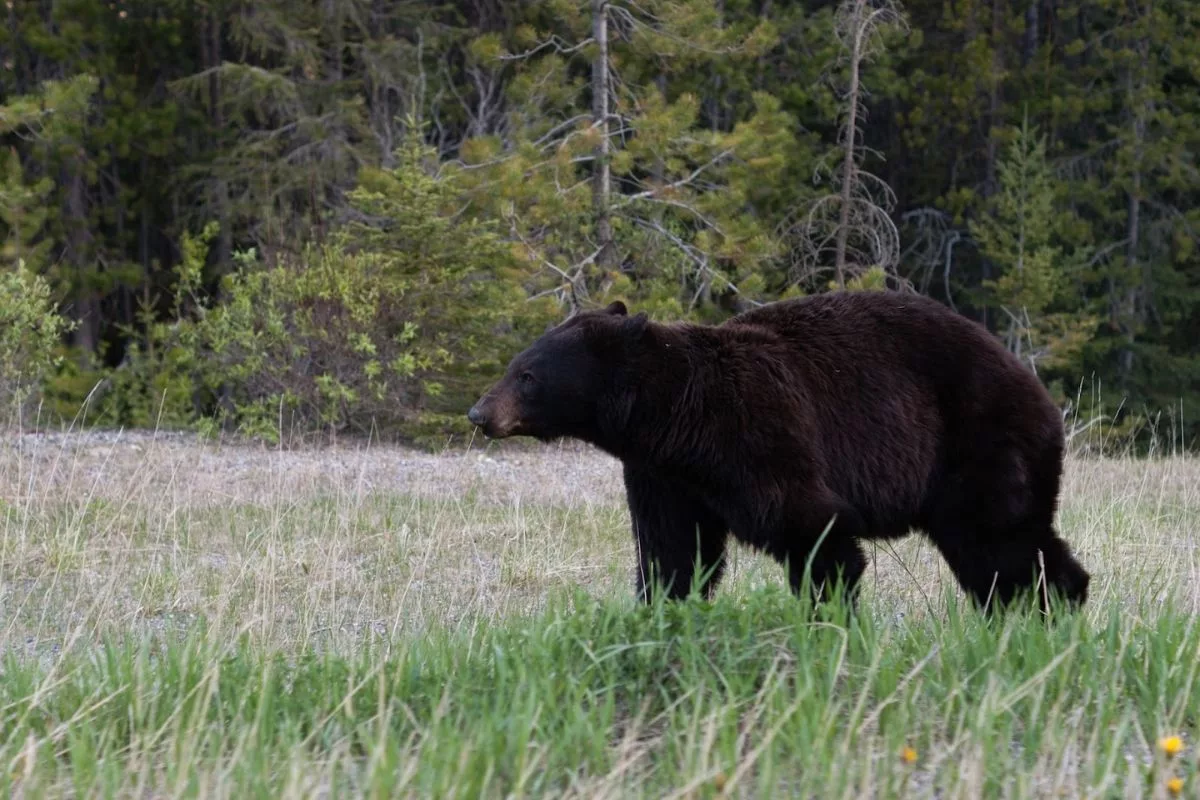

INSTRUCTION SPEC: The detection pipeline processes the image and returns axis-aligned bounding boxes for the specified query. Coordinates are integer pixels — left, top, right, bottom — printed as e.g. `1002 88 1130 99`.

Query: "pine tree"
169 0 386 263
969 115 1094 376
445 0 794 319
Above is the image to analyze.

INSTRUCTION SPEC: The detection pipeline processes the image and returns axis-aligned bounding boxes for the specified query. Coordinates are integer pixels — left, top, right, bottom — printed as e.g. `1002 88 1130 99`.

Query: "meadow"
0 428 1197 798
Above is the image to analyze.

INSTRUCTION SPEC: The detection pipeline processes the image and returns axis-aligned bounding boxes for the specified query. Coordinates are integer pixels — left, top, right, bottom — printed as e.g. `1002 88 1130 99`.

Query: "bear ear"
604 300 628 317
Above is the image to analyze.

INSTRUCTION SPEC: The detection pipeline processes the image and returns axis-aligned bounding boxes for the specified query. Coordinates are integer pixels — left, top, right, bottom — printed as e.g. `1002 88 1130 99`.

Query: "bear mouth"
482 418 524 439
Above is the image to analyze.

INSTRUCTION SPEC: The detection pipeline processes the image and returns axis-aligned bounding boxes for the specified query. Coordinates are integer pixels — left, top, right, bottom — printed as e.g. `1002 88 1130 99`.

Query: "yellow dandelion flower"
901 746 918 765
1166 776 1183 797
1159 736 1184 758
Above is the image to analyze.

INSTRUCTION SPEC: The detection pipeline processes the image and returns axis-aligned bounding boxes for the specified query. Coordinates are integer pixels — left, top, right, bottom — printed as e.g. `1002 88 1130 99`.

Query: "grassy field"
0 429 1197 798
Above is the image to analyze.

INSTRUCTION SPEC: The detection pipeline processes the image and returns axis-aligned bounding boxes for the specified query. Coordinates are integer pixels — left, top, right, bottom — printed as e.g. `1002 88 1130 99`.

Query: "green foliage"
0 261 75 417
0 74 99 139
0 73 99 281
0 150 54 271
969 117 1096 377
971 120 1064 311
144 133 551 443
450 1 801 317
845 265 892 292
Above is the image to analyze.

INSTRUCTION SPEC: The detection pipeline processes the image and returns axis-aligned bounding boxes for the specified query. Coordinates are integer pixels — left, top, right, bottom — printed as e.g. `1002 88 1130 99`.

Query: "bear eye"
519 371 535 385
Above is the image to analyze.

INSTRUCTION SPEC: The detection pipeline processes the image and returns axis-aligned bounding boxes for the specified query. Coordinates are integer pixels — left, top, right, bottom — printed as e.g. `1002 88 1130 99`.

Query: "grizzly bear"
467 292 1090 614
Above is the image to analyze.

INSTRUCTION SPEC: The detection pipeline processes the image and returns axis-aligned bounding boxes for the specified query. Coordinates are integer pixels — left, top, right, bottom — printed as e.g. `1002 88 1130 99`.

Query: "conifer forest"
2 0 1198 448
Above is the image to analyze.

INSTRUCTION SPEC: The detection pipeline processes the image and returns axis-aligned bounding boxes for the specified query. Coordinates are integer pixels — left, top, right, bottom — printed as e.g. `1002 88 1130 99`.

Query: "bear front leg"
623 466 729 603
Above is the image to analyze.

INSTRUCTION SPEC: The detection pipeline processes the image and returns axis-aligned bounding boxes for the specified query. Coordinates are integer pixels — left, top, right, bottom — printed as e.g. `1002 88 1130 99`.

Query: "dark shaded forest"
1 0 1197 448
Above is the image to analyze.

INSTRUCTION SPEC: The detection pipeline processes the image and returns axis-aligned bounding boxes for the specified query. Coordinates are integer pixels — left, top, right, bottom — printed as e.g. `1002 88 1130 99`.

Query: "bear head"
467 300 648 446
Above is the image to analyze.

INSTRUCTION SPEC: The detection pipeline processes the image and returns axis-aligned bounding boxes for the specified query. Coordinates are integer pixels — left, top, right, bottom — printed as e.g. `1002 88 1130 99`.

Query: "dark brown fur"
468 292 1091 614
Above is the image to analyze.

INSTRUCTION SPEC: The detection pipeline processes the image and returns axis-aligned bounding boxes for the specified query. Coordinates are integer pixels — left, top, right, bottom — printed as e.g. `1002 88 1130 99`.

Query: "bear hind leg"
928 522 1089 615
1028 528 1090 609
925 450 1089 616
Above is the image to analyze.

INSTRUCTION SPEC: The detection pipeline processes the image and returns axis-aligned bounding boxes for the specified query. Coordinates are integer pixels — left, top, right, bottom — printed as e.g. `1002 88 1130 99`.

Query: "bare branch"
632 217 761 308
616 149 734 206
532 114 593 147
1086 238 1132 268
633 216 709 271
497 36 595 61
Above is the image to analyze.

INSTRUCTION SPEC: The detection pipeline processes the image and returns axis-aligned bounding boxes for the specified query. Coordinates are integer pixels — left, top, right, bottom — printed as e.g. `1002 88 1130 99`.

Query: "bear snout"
467 392 520 438
467 405 485 426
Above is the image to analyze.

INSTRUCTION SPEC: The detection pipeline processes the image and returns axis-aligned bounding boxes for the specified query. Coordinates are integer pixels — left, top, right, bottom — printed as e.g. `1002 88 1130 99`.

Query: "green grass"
1 589 1198 798
0 432 1197 797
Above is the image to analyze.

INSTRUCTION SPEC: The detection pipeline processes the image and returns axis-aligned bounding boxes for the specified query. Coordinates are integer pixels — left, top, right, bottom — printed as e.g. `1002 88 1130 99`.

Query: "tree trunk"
984 0 1004 195
206 12 232 273
140 154 153 358
64 165 97 355
708 0 725 132
1118 9 1151 386
1133 18 1153 329
1119 121 1143 385
652 71 667 218
111 152 133 337
591 0 614 278
1022 0 1038 67
834 0 865 290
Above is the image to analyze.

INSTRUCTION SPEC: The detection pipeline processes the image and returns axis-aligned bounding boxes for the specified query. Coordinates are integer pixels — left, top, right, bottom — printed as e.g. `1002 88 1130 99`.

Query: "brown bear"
467 291 1090 614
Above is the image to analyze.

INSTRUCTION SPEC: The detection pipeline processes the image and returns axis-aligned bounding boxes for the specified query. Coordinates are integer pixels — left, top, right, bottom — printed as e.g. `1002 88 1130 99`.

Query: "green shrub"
180 241 446 439
0 260 74 421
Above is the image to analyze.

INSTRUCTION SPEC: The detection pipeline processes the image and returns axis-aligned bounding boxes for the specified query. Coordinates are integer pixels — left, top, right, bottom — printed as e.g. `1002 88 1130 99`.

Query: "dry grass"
3 428 1196 654
0 430 635 654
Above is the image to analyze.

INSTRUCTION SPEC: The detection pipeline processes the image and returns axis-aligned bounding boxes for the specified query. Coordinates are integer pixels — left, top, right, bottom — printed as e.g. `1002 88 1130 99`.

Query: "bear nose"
467 405 485 426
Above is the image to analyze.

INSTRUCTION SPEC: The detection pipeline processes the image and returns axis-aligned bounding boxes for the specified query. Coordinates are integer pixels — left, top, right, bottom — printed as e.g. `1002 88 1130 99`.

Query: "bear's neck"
599 323 727 465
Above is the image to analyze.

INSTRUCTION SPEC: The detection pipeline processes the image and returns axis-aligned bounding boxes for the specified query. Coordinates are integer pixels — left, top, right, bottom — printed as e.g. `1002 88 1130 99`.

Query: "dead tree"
784 0 907 290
